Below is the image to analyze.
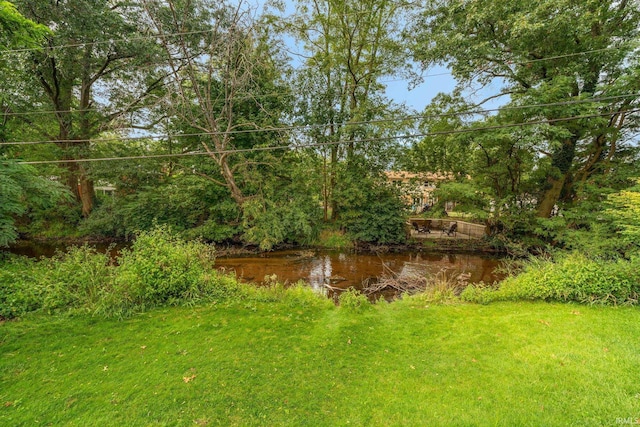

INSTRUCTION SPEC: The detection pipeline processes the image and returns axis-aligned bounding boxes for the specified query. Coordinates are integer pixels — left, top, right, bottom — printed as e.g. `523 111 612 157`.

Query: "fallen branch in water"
362 268 471 297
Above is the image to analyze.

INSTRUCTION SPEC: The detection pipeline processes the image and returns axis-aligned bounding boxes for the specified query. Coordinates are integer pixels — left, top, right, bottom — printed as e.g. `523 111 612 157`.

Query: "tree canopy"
1 0 639 251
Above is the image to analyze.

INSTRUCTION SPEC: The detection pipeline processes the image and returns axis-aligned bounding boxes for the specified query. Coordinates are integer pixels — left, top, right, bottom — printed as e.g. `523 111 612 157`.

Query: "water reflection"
6 242 504 297
308 255 332 293
214 250 504 291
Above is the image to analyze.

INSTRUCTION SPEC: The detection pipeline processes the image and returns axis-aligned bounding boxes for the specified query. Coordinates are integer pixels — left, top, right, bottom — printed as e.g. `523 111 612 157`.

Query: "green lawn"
1 299 639 426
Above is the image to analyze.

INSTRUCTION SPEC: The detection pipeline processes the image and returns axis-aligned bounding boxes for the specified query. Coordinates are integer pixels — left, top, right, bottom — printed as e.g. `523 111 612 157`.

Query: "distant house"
384 171 455 213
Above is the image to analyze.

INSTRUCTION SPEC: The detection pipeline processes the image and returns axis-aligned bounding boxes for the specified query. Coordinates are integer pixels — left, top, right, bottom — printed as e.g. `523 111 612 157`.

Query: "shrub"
242 198 322 251
0 256 43 319
461 252 640 305
0 227 245 319
40 245 113 313
99 225 227 317
338 288 370 311
333 166 407 244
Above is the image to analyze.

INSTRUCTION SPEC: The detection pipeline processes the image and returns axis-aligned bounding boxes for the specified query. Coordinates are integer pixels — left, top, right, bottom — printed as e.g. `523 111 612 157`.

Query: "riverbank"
7 234 504 259
2 299 638 426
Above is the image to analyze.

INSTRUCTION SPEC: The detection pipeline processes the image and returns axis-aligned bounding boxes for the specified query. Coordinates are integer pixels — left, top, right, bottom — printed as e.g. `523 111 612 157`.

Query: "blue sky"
384 65 457 112
259 1 505 113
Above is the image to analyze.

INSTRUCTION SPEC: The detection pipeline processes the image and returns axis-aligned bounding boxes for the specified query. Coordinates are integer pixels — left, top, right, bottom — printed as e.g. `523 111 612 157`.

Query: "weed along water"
214 250 504 299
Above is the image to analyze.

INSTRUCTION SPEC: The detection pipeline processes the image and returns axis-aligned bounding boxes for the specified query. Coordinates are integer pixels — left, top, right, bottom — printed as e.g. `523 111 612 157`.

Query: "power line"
1 4 409 57
0 28 217 55
1 17 632 63
0 74 435 119
2 92 638 147
516 46 631 65
14 107 640 165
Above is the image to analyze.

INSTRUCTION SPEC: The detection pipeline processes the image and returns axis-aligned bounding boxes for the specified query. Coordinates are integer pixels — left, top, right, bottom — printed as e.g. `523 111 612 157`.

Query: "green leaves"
0 161 67 247
0 0 50 49
334 166 407 243
463 252 640 305
406 0 640 237
606 180 640 246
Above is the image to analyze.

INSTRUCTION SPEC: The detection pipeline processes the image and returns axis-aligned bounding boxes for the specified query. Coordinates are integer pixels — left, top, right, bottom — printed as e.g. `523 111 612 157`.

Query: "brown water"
6 241 125 259
6 242 504 299
215 250 504 294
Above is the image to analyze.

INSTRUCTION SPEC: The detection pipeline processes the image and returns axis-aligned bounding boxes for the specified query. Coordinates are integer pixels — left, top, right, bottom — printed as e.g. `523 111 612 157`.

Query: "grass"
315 229 354 250
1 297 639 426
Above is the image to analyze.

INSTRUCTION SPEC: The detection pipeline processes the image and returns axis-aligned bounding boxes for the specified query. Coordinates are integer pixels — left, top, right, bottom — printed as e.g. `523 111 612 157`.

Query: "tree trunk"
536 137 577 218
78 167 94 217
330 144 338 221
76 51 95 218
218 154 245 207
536 174 566 218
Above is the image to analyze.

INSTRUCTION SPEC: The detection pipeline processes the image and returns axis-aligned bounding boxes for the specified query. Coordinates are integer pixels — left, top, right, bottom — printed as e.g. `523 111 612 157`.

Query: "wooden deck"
407 218 487 240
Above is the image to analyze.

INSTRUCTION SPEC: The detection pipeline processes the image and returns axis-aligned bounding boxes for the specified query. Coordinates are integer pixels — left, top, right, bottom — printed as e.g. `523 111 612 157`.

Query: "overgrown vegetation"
0 161 67 247
0 226 240 319
2 0 639 252
462 253 640 306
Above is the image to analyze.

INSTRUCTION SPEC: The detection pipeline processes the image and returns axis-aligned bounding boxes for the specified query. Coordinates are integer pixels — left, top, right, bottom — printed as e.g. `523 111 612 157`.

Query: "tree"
409 0 640 217
139 0 291 209
10 0 164 216
1 3 65 247
283 0 414 221
0 0 48 48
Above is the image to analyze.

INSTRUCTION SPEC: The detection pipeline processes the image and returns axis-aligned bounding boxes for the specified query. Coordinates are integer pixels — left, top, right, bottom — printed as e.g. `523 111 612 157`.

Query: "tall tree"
410 0 640 217
1 1 65 247
283 0 413 220
11 0 164 216
139 0 291 209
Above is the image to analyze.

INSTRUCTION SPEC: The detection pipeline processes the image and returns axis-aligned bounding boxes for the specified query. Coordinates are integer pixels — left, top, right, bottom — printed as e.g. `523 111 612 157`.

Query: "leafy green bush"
0 227 246 319
80 175 240 242
0 256 43 319
461 253 640 305
99 226 226 317
334 168 407 244
242 197 321 250
338 288 370 311
40 246 113 314
1 161 68 246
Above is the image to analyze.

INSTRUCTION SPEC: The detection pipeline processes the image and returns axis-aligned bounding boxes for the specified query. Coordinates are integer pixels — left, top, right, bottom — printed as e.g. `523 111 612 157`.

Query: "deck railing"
409 218 487 239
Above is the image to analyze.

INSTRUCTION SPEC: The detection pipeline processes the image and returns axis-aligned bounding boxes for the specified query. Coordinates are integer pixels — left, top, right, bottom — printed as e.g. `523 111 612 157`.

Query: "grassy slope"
1 300 639 426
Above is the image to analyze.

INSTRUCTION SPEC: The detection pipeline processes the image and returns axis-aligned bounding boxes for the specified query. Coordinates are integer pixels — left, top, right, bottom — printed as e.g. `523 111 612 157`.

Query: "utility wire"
0 73 435 119
0 5 408 56
15 107 640 165
0 28 218 55
2 92 638 147
1 23 631 61
2 90 637 123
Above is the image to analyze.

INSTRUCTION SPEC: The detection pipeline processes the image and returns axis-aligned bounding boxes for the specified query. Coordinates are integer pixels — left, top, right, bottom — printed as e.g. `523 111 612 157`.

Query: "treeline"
1 0 639 254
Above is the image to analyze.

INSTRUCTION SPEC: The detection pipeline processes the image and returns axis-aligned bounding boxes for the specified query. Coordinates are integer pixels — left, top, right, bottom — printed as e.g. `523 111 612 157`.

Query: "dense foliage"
1 0 639 252
462 253 640 305
0 226 239 319
405 0 640 251
0 161 66 246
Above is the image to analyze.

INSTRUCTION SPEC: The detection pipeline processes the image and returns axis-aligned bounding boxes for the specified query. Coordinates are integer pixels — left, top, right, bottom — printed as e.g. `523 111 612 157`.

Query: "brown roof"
384 171 452 182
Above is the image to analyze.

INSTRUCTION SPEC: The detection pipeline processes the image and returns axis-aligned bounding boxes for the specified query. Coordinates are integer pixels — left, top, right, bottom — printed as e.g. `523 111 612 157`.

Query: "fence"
410 218 487 239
